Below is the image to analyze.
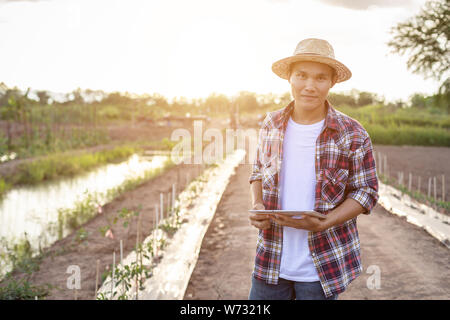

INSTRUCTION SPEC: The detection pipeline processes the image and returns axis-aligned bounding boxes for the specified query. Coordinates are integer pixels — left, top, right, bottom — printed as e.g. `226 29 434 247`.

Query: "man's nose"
304 78 317 91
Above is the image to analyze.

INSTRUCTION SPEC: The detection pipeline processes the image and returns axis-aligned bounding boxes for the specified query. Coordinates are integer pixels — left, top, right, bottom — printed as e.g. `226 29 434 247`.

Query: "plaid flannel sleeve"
249 125 266 185
346 134 379 215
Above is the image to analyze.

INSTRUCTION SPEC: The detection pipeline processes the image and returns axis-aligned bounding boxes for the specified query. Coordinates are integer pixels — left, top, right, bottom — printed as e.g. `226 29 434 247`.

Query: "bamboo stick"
168 191 171 217
111 251 115 300
418 176 421 194
160 193 164 221
172 183 176 215
434 176 437 202
135 212 142 300
120 240 123 266
383 155 388 178
120 239 124 296
428 177 431 198
154 205 159 258
408 173 412 192
442 174 445 202
95 259 100 299
378 152 382 176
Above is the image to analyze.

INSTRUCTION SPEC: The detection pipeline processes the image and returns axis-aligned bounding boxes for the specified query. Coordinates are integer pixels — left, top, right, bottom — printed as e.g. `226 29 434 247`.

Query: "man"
248 38 379 300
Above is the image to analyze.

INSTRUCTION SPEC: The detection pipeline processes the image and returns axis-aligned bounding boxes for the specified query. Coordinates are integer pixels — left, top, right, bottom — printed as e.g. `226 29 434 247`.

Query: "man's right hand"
249 203 271 230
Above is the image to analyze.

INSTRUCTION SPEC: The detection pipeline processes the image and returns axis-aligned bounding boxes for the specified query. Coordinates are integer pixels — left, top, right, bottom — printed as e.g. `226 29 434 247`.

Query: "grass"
0 137 178 198
0 156 175 298
335 104 450 147
379 174 450 213
56 157 175 236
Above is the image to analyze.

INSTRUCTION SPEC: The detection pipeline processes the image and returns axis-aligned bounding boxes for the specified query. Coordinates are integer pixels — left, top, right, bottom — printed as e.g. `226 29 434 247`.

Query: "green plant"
73 227 89 245
0 273 50 300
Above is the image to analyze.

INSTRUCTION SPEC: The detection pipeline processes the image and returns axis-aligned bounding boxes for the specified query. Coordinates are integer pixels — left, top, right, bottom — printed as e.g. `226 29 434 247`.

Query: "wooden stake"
172 183 176 215
428 177 431 198
111 251 115 300
378 153 382 176
120 239 124 296
442 174 445 202
160 193 164 221
383 155 388 178
434 176 437 202
95 259 100 299
168 192 171 217
154 205 159 257
120 240 123 266
135 213 142 301
408 173 412 192
418 176 421 194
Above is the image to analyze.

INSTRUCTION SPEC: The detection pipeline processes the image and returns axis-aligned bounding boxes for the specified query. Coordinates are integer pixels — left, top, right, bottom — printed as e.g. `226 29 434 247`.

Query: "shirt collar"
277 99 340 133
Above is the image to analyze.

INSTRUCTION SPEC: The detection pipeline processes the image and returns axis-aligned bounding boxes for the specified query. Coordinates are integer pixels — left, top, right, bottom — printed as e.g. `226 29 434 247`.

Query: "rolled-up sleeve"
346 134 379 215
249 124 267 185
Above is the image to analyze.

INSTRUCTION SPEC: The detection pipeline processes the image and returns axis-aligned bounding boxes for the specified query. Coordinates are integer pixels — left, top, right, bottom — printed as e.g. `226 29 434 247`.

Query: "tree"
36 90 50 105
387 0 449 82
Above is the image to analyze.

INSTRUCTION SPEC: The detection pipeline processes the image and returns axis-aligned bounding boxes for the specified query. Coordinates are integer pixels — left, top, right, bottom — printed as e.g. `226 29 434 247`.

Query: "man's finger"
250 213 270 221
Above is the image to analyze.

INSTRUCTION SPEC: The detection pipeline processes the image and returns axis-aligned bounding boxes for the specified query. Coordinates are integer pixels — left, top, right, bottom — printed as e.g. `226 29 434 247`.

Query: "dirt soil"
3 124 449 300
185 154 450 300
373 145 450 208
6 162 207 300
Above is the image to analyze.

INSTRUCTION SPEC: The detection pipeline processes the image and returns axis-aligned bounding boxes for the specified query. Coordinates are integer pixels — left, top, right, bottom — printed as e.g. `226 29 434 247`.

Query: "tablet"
248 210 327 219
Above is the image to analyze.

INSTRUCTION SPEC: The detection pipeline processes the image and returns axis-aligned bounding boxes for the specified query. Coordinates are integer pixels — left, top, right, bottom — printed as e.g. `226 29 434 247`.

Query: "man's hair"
288 61 336 85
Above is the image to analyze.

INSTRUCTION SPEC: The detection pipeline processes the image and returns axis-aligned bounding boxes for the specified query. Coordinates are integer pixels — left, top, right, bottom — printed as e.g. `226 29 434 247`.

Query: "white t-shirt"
278 116 325 282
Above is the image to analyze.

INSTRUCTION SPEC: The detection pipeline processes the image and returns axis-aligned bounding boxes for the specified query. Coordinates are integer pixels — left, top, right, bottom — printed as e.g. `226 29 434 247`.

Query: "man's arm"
249 180 271 230
345 135 379 215
250 180 263 207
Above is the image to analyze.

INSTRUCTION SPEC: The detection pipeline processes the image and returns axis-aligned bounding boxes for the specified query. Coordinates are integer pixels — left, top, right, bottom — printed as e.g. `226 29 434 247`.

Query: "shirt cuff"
249 173 262 185
346 188 379 215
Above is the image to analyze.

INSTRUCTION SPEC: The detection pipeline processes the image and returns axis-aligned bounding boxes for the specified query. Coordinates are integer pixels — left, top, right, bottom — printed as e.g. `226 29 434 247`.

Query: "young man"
248 38 379 300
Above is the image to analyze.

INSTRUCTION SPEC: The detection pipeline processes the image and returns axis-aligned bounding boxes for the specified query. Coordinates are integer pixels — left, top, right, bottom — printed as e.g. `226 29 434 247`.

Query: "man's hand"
249 203 271 230
270 214 327 232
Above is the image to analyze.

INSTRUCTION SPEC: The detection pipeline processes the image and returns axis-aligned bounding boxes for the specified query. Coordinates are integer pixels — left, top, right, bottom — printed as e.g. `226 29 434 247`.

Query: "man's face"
288 61 335 111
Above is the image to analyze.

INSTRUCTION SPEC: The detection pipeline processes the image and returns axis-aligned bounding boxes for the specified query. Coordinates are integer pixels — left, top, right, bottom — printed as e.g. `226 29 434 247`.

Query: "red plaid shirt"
249 99 379 298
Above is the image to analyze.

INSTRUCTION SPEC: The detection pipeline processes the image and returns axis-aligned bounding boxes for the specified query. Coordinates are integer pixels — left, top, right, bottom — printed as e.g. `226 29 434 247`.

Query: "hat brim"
272 54 352 83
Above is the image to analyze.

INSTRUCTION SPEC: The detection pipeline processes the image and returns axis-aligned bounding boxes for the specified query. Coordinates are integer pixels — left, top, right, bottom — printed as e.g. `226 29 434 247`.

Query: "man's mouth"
301 95 317 99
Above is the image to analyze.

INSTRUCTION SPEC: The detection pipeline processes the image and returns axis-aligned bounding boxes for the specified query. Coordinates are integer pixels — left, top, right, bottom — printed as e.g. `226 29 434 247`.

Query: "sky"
0 0 442 103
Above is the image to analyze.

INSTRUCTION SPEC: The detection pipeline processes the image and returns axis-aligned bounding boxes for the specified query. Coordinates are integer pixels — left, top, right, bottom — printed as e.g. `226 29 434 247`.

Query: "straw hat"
272 38 352 83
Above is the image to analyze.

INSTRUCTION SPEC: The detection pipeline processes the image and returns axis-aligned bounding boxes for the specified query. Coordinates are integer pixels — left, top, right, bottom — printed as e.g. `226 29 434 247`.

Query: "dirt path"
184 163 450 300
184 164 257 300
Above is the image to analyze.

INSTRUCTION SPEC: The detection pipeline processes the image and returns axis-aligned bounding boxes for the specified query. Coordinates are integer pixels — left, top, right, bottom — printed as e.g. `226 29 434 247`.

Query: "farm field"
185 157 450 300
2 0 449 304
3 142 447 300
3 162 204 300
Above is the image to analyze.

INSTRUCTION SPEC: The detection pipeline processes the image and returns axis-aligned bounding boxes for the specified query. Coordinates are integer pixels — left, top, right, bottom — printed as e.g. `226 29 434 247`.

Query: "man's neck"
291 100 327 125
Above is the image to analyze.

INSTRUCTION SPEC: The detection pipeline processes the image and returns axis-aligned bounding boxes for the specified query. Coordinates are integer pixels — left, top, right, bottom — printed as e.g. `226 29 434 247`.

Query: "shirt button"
332 178 336 183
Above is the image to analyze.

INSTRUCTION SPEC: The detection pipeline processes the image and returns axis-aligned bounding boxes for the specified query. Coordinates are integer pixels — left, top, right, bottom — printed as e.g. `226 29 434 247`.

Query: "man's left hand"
270 214 328 232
